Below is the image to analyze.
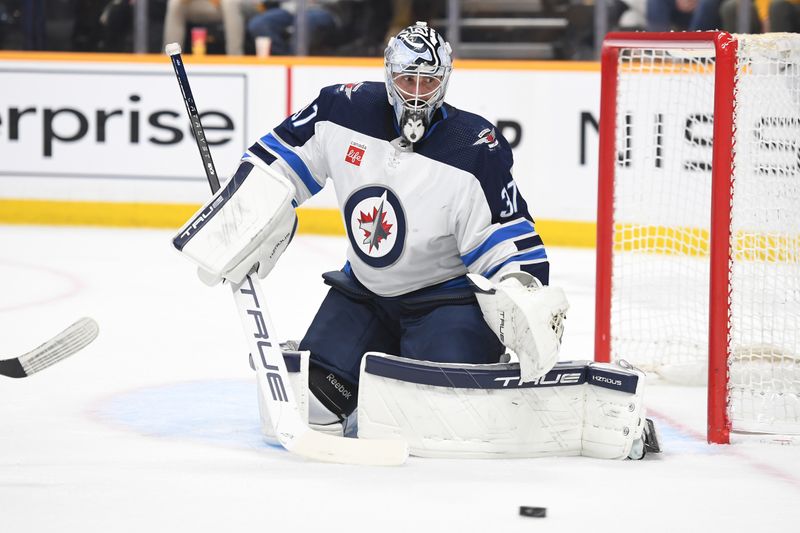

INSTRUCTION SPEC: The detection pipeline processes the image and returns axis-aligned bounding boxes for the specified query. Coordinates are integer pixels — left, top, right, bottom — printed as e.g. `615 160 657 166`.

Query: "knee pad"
255 343 356 444
308 361 359 419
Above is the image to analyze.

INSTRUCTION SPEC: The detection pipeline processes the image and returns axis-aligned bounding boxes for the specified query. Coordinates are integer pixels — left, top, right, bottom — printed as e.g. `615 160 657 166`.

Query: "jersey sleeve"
237 87 336 205
454 134 550 285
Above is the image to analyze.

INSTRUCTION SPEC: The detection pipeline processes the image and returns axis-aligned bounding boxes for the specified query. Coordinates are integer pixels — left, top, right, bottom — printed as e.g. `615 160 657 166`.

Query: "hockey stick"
0 317 99 378
165 44 408 466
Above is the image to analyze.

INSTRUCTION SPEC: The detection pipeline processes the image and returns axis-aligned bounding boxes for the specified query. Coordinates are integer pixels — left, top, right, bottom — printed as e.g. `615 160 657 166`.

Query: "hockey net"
595 32 800 443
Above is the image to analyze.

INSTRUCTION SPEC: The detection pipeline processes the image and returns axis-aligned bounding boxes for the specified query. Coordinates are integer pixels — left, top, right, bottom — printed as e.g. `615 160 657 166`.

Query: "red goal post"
594 32 800 444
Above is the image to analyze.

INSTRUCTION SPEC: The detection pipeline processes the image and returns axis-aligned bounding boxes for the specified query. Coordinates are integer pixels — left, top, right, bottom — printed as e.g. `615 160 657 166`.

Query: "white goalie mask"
384 21 452 143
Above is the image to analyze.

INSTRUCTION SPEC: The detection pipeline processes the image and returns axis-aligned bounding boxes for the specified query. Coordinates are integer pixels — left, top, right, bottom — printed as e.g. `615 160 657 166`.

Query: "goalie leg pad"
173 161 297 285
356 353 647 459
581 362 647 459
357 353 587 458
255 344 346 444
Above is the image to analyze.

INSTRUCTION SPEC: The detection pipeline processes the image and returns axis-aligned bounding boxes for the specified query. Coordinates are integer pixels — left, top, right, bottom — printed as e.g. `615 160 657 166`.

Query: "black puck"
519 506 547 518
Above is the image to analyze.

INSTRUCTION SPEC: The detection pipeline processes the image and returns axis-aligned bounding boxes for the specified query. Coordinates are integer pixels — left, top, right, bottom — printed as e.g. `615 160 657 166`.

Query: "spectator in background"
767 0 800 32
247 0 396 56
72 0 106 50
383 0 443 38
162 0 262 55
617 0 647 29
337 0 393 56
646 0 721 31
73 0 167 52
720 0 761 32
22 0 46 49
246 1 341 55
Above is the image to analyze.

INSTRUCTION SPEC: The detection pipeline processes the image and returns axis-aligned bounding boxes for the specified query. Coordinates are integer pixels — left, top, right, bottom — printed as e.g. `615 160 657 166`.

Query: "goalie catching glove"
172 162 298 285
468 271 568 383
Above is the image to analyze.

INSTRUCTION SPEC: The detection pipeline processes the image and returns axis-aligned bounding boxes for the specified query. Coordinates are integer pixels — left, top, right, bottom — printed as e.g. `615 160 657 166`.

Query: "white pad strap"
173 162 297 285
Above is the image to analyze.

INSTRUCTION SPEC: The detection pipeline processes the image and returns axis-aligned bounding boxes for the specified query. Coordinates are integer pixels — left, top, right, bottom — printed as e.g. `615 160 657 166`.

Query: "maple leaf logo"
357 192 393 253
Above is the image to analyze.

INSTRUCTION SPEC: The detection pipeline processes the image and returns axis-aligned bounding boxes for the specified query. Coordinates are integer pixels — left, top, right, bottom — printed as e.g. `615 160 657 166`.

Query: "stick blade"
284 429 409 466
18 317 99 376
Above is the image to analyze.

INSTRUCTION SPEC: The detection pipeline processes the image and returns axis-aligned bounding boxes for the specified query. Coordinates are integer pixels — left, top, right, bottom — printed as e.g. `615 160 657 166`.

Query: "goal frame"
594 32 738 445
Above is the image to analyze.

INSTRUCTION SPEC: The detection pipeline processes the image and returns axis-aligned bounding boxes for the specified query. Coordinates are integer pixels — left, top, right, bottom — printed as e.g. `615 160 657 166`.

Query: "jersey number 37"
500 180 518 217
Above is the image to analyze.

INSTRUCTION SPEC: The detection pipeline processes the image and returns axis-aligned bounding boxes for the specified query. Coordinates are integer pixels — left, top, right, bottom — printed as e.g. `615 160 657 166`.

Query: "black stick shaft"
167 49 221 193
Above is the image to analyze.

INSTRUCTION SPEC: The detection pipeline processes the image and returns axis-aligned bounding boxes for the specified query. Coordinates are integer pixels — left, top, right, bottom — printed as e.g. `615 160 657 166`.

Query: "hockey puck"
519 506 547 518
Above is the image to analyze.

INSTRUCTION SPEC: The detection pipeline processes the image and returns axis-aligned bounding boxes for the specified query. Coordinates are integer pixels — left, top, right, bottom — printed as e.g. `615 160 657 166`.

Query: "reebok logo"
327 373 353 399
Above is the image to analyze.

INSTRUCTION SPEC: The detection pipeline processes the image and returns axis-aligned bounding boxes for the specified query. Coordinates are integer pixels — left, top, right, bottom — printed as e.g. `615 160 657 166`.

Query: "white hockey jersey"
240 81 548 297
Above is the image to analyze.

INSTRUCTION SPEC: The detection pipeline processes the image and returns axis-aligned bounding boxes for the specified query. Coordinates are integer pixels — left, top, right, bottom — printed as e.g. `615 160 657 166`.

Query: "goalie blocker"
172 161 298 286
257 346 658 460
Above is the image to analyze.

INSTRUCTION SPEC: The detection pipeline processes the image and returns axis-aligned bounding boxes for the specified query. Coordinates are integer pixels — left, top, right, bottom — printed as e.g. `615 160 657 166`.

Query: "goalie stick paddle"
165 44 408 466
0 317 99 378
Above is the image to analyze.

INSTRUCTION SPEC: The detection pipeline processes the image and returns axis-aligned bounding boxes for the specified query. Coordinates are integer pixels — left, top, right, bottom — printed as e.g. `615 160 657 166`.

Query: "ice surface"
1 225 799 532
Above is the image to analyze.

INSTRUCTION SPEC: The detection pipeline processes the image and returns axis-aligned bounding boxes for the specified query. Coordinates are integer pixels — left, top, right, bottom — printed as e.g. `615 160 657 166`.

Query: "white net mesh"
612 46 716 385
608 34 800 434
728 35 800 433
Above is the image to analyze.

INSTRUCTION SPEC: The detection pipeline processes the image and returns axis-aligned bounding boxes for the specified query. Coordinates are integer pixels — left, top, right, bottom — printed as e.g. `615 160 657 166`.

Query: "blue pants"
646 0 721 31
299 272 504 385
246 7 336 55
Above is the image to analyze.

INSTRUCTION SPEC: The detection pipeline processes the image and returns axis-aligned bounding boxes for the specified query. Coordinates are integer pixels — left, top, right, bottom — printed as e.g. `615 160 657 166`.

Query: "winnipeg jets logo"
473 127 499 149
338 82 364 101
357 191 393 252
344 186 407 268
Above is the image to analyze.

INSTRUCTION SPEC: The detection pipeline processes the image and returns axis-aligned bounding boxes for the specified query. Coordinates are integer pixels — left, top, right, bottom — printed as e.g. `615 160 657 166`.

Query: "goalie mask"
384 21 452 143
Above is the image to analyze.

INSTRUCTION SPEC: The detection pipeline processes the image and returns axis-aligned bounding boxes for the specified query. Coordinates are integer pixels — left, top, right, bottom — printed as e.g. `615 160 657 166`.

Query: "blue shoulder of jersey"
318 81 398 141
416 106 530 226
266 81 393 150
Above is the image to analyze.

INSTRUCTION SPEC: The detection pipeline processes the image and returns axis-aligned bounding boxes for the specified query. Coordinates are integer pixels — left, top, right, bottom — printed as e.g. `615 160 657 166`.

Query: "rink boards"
0 53 599 247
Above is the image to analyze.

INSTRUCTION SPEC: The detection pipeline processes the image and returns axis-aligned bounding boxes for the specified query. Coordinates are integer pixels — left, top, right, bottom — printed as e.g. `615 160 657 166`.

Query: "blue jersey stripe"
461 219 535 266
261 132 322 195
482 247 548 279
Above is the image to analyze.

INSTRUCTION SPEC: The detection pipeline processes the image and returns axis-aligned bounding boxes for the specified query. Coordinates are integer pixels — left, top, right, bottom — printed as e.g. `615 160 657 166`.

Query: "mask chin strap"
400 108 427 143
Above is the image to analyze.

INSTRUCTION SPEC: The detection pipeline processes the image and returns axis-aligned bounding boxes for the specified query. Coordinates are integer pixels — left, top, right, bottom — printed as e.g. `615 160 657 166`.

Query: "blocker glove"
173 162 298 286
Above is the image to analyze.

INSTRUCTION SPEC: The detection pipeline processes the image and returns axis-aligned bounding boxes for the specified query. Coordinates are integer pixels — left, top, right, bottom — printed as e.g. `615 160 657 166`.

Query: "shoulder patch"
337 82 365 101
472 127 499 150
